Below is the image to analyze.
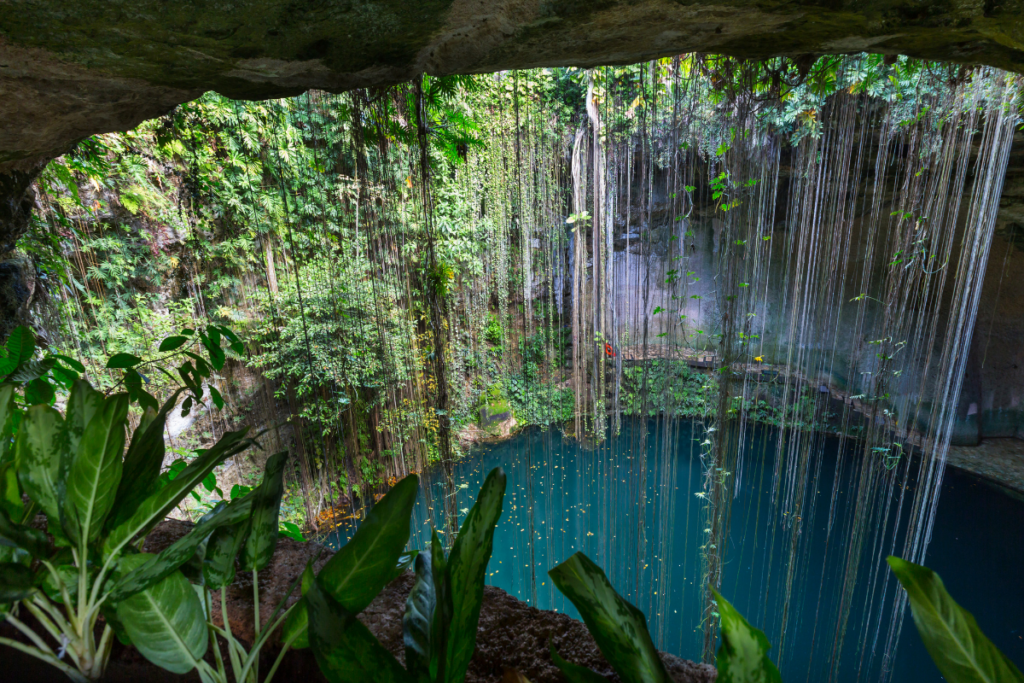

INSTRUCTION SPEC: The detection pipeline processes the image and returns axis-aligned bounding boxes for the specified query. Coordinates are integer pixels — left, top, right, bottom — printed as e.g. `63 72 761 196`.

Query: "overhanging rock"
2 0 1024 171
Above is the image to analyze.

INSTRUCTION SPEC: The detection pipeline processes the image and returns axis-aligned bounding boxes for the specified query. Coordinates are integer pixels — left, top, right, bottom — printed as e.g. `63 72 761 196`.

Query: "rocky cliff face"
1 0 1024 172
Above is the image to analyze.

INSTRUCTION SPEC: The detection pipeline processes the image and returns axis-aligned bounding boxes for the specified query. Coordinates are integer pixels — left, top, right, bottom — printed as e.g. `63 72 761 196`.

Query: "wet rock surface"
3 0 1024 172
2 519 715 681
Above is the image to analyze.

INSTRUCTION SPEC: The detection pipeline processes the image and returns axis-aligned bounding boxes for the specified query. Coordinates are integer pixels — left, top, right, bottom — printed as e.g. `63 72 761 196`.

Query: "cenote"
328 420 1024 682
4 39 1023 683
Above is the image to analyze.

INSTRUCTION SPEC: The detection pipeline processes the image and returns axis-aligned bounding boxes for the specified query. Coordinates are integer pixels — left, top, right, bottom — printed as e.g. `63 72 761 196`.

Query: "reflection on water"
326 419 1024 682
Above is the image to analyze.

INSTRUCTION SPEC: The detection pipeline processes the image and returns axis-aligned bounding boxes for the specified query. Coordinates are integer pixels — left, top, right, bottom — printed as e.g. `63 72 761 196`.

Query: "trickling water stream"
327 421 1024 682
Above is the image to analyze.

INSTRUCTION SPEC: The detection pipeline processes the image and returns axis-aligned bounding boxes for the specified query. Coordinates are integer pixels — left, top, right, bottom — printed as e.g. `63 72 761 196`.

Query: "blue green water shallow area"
327 420 1024 682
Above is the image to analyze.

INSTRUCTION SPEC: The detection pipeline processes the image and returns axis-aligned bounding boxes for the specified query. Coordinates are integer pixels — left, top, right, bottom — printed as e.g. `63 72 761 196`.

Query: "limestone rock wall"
2 0 1024 171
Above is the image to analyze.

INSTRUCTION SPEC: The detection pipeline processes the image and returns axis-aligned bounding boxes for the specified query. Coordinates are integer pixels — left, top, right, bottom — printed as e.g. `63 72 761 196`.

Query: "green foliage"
483 315 503 345
0 379 258 682
621 362 713 419
177 452 306 683
888 557 1024 683
711 588 782 683
114 553 208 674
285 474 420 650
548 552 670 683
308 467 505 683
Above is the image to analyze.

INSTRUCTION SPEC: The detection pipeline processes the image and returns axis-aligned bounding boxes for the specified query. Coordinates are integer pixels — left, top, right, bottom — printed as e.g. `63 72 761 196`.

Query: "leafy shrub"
0 381 258 682
484 315 503 345
302 468 506 683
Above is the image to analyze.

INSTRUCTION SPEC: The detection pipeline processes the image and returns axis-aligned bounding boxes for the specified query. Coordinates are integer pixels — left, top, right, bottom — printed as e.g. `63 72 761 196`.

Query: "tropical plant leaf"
106 353 142 369
40 563 79 605
115 554 207 675
0 562 34 603
404 540 450 683
0 463 22 520
0 384 15 466
50 364 79 389
56 380 104 532
203 517 250 591
14 404 65 521
887 556 1024 683
317 473 418 612
0 507 49 558
108 495 253 602
7 359 55 384
25 379 54 405
209 385 224 409
108 388 185 530
403 551 437 678
64 393 128 545
103 428 252 559
711 588 782 683
5 326 35 364
307 575 407 683
549 552 670 683
63 380 105 464
158 336 188 352
549 642 609 683
51 354 85 373
241 451 288 572
281 560 316 649
446 466 506 683
214 325 244 355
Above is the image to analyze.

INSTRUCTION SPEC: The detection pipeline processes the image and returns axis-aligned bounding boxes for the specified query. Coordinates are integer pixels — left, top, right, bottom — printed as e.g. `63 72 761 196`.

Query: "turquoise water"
327 420 1024 682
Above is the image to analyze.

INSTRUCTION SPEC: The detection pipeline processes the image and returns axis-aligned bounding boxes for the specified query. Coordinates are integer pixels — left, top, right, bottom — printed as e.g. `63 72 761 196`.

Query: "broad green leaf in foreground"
549 551 670 683
711 588 782 683
203 517 250 591
0 562 35 603
64 393 128 545
115 554 207 675
103 428 252 559
404 534 451 683
5 326 35 365
62 379 104 469
0 384 15 465
404 549 440 681
285 549 419 651
14 404 65 521
307 575 407 683
241 450 288 572
446 466 506 683
888 556 1024 683
108 494 253 602
316 473 418 612
106 353 142 369
109 388 186 528
282 560 316 649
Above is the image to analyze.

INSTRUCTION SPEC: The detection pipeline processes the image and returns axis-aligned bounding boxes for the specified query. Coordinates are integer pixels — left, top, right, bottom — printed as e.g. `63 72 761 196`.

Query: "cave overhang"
1 0 1023 173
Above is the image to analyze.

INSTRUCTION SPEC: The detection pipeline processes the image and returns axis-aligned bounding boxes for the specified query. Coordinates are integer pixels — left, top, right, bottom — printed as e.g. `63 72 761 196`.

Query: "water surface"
328 420 1024 682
